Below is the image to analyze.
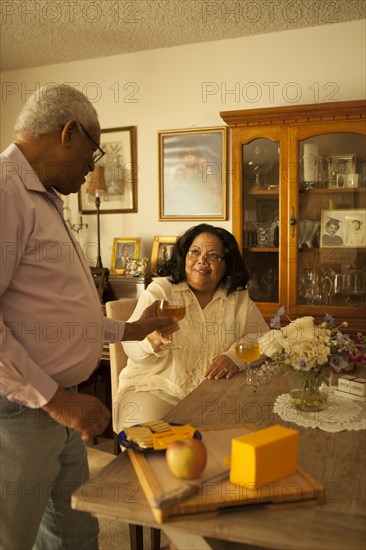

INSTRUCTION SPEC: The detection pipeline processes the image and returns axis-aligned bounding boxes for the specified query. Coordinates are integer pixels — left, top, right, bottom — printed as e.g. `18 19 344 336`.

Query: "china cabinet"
221 100 366 331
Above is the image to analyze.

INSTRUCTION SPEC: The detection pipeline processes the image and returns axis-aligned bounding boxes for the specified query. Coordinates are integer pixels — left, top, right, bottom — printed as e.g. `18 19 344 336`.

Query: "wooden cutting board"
127 424 324 523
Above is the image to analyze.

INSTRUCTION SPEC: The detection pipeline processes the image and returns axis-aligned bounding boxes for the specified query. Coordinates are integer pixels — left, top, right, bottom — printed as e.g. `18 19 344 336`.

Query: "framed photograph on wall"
320 209 366 248
78 126 137 214
110 237 141 274
158 127 227 220
150 236 177 275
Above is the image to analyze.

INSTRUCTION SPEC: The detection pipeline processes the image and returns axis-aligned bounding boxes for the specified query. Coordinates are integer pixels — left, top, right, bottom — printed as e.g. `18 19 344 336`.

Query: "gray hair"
13 83 99 139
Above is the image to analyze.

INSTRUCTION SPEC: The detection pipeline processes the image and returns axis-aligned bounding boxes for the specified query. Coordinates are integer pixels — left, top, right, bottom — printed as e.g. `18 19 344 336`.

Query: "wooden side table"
106 275 152 300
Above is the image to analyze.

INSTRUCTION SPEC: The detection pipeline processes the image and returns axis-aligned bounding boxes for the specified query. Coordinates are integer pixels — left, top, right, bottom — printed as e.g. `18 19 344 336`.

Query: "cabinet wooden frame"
221 99 366 331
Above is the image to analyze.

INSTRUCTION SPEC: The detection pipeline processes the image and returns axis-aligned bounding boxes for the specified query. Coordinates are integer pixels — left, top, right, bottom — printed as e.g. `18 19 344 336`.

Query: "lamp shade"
86 165 108 195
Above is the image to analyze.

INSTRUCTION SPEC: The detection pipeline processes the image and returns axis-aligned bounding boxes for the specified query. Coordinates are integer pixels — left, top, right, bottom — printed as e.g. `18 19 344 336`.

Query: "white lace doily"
273 388 366 432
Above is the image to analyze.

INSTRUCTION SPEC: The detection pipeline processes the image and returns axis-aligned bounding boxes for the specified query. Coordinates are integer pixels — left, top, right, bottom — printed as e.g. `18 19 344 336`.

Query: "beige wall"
1 19 365 268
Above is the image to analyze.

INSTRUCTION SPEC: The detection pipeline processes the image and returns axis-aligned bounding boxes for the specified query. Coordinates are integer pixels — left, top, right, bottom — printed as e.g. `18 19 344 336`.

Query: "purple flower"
336 332 350 346
297 357 311 371
330 355 349 373
324 313 335 326
270 316 281 329
270 306 285 329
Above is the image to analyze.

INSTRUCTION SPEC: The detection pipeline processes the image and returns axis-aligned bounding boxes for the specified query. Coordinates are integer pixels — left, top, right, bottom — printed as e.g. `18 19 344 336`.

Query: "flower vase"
287 367 332 412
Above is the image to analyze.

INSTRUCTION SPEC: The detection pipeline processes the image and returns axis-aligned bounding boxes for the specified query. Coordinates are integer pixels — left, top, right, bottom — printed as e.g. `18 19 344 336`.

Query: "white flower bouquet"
258 307 366 411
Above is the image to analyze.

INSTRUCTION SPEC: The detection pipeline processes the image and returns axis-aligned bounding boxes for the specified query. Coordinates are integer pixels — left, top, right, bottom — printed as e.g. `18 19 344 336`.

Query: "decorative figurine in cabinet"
221 100 366 331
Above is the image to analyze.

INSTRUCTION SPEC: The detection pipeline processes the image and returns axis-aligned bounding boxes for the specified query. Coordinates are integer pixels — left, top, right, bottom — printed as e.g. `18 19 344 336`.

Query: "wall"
1 19 365 268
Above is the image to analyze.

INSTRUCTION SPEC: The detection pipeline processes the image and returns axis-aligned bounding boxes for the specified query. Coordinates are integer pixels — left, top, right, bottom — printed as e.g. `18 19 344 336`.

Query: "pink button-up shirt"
0 144 125 407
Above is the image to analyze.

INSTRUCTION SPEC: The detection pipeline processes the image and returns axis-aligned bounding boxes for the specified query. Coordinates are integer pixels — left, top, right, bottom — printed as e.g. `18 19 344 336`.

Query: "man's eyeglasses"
78 123 105 164
187 249 225 263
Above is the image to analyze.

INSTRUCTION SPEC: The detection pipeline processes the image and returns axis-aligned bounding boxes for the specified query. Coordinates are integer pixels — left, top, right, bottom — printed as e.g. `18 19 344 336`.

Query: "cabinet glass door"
242 138 280 303
297 132 366 309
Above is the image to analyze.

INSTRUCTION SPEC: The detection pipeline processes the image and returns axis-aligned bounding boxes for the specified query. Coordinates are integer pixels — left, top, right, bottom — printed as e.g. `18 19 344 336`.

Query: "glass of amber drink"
235 341 261 389
157 298 186 350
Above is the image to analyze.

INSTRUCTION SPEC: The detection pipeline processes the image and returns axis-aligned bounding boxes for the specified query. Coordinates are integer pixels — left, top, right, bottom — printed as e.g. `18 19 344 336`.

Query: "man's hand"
122 300 179 341
42 387 111 441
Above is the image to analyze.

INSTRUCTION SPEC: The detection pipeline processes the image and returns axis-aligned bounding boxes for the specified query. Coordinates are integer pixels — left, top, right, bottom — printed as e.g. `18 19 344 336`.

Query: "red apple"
166 438 207 479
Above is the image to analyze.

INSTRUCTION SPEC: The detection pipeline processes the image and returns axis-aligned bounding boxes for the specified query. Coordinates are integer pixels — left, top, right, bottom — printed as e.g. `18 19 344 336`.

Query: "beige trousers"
113 389 175 433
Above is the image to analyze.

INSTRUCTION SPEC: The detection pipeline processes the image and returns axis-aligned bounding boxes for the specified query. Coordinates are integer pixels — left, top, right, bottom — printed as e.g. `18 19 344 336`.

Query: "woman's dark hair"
157 223 250 294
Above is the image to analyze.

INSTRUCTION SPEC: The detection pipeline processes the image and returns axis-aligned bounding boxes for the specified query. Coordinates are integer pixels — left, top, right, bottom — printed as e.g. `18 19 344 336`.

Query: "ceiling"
1 0 365 72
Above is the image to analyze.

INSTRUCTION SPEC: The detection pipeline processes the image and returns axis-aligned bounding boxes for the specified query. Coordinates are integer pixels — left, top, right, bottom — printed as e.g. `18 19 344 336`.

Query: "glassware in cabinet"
296 132 366 312
221 99 366 331
242 138 280 304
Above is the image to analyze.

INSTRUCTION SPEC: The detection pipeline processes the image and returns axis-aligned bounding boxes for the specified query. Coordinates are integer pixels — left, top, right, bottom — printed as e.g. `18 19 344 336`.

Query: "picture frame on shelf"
78 126 137 214
320 209 366 248
158 126 227 220
110 237 141 274
328 154 356 189
336 173 359 189
150 236 177 275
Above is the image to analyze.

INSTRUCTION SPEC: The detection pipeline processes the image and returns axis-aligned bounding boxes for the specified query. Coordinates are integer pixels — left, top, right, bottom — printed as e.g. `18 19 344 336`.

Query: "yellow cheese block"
230 425 298 488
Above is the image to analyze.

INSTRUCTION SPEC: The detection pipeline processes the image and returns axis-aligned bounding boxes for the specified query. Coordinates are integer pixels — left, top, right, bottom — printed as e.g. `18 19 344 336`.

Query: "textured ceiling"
1 0 365 72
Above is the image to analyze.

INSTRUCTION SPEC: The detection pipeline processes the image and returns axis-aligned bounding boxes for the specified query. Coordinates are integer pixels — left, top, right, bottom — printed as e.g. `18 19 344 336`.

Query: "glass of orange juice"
235 341 261 389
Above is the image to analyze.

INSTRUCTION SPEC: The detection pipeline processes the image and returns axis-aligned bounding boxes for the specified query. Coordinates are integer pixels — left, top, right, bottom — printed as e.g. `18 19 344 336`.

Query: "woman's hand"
204 355 239 380
146 330 173 352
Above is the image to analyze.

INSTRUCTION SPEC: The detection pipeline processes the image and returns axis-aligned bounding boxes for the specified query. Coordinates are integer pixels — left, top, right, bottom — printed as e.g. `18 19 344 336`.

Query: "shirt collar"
174 280 235 303
2 143 46 192
2 143 64 210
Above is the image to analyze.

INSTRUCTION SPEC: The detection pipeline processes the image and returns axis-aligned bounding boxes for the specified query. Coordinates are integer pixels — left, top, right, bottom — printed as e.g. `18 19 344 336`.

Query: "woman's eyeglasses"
186 249 225 263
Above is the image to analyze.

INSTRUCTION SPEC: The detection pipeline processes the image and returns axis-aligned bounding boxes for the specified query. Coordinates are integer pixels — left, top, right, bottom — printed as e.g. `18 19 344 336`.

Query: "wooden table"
72 369 366 549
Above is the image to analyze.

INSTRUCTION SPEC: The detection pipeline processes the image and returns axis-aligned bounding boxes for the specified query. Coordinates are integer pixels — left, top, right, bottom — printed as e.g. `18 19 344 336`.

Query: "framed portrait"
110 237 141 274
78 126 137 214
150 236 177 275
336 173 359 189
158 126 227 220
328 154 356 188
320 209 366 248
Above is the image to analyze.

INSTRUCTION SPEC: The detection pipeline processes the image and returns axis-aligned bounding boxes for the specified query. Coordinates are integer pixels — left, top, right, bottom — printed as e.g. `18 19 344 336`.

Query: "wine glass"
157 297 186 350
235 341 261 390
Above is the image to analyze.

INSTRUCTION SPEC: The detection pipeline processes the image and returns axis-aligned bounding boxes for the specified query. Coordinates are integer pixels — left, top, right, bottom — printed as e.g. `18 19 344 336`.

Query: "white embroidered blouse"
117 277 269 405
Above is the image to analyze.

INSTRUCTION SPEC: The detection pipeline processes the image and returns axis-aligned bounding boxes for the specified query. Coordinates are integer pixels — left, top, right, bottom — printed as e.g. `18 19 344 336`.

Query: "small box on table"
336 376 366 401
350 378 366 397
338 375 357 393
230 425 298 488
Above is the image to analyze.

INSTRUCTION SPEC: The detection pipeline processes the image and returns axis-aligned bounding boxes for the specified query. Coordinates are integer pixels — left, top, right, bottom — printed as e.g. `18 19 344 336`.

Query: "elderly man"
0 84 177 550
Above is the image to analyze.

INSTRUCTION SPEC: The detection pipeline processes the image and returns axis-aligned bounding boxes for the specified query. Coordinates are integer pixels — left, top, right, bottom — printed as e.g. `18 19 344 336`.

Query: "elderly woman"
115 224 268 430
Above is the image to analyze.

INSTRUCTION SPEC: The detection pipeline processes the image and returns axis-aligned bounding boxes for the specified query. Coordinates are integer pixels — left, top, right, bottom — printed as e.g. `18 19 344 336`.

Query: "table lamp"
86 165 108 268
